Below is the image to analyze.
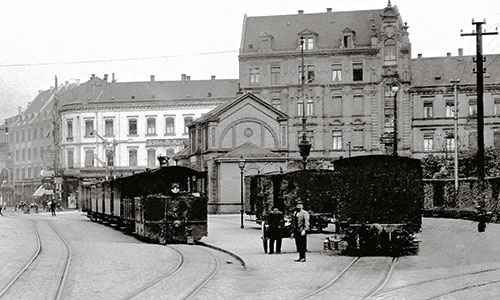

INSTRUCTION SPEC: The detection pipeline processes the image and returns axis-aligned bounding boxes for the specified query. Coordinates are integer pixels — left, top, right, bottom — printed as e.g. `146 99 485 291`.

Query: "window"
332 131 343 150
27 129 31 141
84 150 94 167
332 64 342 82
305 37 314 50
298 65 315 83
469 132 478 150
306 99 314 116
495 99 500 116
106 149 114 167
147 118 156 135
445 101 454 118
67 150 74 169
250 68 260 86
424 102 434 118
33 147 37 159
494 131 500 148
105 119 114 136
332 96 342 116
271 67 281 85
22 149 25 161
343 35 352 48
298 130 314 149
384 39 397 65
280 125 287 147
297 100 304 117
147 149 156 167
27 167 31 179
184 116 193 134
271 98 281 111
469 99 477 116
352 130 364 149
165 117 175 135
446 135 455 152
67 120 73 139
424 135 434 152
353 62 363 81
85 120 94 137
22 130 25 142
28 149 31 160
128 119 137 135
16 150 19 162
353 95 363 116
33 128 37 139
129 149 137 167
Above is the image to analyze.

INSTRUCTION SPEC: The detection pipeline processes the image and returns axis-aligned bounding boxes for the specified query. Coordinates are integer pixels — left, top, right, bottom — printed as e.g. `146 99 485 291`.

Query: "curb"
196 241 249 270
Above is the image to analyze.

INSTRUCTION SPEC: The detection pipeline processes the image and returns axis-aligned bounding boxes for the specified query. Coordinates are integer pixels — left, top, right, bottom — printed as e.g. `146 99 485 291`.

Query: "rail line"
46 220 72 300
0 219 42 298
373 266 500 299
183 246 221 300
362 257 398 300
125 246 185 300
298 257 360 300
425 279 500 300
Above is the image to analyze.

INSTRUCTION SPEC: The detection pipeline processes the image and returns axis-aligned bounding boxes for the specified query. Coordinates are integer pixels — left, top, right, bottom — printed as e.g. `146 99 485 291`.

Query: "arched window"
384 39 397 65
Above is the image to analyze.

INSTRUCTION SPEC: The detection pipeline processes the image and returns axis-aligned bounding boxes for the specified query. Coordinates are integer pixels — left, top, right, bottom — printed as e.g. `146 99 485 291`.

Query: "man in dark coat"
267 207 284 254
292 202 310 262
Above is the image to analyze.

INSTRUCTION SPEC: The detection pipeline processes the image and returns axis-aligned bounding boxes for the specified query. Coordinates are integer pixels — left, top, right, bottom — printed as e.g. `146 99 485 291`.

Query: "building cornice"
239 47 379 61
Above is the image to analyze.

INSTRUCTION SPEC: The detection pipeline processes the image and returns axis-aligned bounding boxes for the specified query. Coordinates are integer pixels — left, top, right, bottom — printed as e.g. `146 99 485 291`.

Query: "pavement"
200 214 337 270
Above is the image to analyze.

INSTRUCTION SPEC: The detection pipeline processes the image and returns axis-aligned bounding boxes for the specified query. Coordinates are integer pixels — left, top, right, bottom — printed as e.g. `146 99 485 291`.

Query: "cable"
0 50 239 68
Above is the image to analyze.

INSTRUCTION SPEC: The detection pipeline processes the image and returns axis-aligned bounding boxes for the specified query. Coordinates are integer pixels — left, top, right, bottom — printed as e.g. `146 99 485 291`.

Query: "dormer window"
297 29 318 51
341 28 355 49
305 37 314 50
384 38 397 65
259 32 274 52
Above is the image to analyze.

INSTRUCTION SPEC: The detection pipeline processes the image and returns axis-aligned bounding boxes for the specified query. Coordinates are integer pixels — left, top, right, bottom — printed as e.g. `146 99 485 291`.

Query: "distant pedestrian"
0 204 3 216
267 207 284 254
50 201 56 217
292 202 309 262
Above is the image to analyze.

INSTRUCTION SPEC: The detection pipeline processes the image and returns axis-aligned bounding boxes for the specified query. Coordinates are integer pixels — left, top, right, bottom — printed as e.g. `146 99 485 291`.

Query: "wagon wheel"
262 222 268 253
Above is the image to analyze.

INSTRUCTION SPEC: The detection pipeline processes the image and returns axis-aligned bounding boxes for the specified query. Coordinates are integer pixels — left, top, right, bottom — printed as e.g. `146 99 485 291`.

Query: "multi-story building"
0 122 14 205
58 74 239 208
410 51 500 158
238 4 412 158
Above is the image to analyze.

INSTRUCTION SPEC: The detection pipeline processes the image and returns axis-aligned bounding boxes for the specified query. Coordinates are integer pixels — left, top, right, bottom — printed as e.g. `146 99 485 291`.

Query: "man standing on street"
292 202 309 262
268 207 284 254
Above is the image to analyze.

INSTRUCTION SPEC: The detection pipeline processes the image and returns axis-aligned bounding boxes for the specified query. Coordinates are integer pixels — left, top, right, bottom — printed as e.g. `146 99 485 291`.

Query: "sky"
0 0 499 122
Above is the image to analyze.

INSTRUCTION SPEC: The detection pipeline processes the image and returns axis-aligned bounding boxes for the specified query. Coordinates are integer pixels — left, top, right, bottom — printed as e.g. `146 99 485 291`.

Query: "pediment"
297 28 318 37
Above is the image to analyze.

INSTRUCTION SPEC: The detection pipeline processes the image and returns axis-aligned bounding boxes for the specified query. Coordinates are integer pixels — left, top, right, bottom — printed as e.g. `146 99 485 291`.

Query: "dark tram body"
84 166 208 244
248 155 424 256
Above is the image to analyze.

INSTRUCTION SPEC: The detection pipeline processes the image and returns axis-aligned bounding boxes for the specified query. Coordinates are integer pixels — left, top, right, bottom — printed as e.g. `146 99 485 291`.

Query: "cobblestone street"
1 209 500 299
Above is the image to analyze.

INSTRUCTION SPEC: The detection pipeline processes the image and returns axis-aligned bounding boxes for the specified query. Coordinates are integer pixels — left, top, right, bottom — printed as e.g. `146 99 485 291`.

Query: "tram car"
248 155 423 256
84 166 208 244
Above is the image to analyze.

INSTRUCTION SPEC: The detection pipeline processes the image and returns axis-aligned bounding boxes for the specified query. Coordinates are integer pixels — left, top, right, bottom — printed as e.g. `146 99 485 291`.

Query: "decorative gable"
297 28 319 50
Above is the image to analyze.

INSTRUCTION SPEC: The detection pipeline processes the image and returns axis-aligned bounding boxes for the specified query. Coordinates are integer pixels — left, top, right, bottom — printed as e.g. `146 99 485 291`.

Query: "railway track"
0 219 72 300
371 266 500 300
299 256 398 300
125 244 221 300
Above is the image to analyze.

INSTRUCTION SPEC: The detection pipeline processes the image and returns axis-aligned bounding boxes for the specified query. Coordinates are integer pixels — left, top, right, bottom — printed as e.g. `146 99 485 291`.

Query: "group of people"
265 202 310 262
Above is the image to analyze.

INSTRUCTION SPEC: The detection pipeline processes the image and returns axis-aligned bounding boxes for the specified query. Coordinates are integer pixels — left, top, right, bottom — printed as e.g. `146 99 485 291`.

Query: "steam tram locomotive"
248 155 424 256
83 166 208 243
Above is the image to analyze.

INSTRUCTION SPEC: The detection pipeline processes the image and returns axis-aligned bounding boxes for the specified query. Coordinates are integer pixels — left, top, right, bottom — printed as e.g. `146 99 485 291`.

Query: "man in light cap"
292 202 309 262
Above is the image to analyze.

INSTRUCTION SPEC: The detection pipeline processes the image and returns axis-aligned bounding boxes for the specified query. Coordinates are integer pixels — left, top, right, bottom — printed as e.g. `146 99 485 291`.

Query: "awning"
33 185 54 197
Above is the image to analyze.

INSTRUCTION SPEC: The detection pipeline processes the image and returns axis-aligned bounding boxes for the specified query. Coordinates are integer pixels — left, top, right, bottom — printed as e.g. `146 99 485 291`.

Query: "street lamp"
238 156 246 229
391 80 399 156
298 36 311 169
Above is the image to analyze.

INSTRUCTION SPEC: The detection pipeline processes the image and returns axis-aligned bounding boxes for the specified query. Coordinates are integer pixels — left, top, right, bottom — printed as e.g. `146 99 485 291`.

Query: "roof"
220 142 280 158
411 54 500 87
192 92 289 125
241 8 387 53
59 78 240 105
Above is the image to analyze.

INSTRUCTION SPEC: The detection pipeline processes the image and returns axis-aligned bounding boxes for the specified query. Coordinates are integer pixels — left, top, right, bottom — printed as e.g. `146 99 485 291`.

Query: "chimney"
458 48 463 56
446 52 451 57
181 74 186 82
326 8 332 12
65 81 69 86
186 75 190 81
18 106 22 114
150 75 155 82
112 73 116 83
298 10 304 14
103 74 108 82
76 79 81 86
91 74 95 79
211 75 216 80
417 53 422 58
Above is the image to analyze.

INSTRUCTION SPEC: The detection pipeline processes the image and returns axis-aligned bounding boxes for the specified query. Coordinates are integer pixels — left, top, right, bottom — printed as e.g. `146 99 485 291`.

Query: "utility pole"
53 75 60 206
461 20 498 198
451 79 460 195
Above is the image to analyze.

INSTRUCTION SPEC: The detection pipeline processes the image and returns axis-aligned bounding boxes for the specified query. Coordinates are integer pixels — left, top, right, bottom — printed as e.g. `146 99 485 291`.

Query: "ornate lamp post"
391 80 400 156
298 36 311 169
238 156 246 229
